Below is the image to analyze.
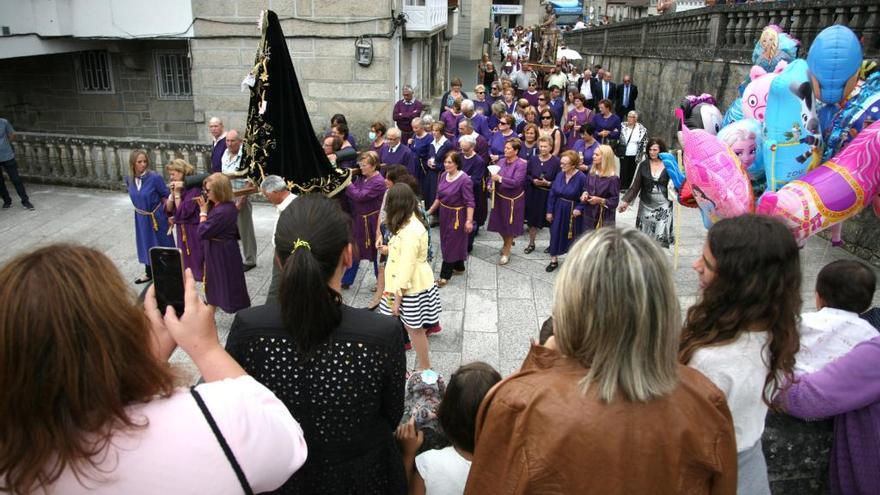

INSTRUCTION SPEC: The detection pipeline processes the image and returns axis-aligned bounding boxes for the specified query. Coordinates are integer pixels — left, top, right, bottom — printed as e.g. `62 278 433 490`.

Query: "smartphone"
149 247 185 317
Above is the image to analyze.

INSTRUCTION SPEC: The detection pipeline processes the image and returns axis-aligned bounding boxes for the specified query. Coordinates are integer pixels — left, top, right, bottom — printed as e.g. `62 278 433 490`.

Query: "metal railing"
11 132 212 190
564 0 880 62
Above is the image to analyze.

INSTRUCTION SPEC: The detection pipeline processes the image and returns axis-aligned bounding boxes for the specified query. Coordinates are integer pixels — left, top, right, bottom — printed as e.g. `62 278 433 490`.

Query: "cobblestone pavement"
2 184 878 382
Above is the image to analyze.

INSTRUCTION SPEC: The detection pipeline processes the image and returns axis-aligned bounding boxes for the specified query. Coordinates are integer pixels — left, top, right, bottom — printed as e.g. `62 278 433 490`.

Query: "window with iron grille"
155 51 192 99
75 51 114 93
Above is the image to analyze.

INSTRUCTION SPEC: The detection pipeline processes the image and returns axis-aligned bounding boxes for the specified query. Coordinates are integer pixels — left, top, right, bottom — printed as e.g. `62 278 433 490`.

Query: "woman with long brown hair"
165 158 204 281
0 245 306 494
680 215 801 495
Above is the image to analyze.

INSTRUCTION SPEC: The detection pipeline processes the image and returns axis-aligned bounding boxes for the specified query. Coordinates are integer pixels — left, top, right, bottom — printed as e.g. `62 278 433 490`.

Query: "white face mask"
368 131 377 141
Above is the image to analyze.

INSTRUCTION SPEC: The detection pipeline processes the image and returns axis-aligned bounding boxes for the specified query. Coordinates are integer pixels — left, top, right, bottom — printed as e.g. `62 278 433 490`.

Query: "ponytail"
275 195 351 354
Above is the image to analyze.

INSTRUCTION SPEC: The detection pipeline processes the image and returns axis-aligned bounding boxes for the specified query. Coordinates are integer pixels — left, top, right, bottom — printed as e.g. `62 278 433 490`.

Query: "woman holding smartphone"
197 173 251 313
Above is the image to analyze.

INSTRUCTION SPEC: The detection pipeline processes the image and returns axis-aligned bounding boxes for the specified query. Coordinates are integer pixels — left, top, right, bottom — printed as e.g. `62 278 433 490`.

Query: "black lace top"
226 304 407 495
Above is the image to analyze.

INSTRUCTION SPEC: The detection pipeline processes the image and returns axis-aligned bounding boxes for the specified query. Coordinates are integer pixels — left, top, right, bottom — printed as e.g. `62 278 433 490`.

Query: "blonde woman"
126 149 174 284
465 228 737 493
165 159 204 281
581 144 621 230
196 173 251 313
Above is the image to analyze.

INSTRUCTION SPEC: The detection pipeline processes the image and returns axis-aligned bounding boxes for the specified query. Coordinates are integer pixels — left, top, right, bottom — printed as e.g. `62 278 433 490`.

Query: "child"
395 362 502 495
795 259 878 374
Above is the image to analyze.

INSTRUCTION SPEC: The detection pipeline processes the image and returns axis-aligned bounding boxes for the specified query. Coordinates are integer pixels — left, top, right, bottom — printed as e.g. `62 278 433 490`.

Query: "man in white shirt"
260 175 296 304
221 129 257 271
795 260 878 374
578 69 594 109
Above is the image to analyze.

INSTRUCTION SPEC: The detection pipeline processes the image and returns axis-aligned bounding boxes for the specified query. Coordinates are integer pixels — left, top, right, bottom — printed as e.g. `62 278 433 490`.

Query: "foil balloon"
680 94 723 135
822 71 880 161
763 59 823 191
807 25 862 105
756 121 880 244
660 152 685 189
677 109 754 224
717 118 766 196
722 97 744 128
752 25 799 74
742 61 787 122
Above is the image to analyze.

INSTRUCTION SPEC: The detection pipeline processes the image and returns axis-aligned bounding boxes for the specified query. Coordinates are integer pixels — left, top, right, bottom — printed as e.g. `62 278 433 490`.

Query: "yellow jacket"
384 214 434 296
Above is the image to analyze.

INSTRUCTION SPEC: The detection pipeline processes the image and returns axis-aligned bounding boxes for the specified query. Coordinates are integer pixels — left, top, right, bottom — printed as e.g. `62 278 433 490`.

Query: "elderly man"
461 99 492 141
261 175 296 304
379 127 418 178
392 86 423 143
599 70 617 105
615 74 638 119
577 69 595 109
546 66 568 91
208 117 227 173
221 129 257 271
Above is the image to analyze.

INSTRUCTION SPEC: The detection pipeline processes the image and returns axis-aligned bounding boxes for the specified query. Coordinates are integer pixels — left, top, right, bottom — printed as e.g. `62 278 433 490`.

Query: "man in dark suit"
598 71 617 109
615 75 638 119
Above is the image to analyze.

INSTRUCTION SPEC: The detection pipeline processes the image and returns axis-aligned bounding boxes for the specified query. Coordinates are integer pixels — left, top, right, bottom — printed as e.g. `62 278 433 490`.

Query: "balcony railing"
11 133 212 190
403 0 448 36
564 0 880 63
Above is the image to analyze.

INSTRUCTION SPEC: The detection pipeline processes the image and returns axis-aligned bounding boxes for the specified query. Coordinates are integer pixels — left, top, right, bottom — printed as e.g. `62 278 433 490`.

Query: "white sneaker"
499 255 509 265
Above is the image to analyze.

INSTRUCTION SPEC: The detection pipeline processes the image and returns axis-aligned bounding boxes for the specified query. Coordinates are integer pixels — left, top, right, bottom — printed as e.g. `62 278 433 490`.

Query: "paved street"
1 184 878 383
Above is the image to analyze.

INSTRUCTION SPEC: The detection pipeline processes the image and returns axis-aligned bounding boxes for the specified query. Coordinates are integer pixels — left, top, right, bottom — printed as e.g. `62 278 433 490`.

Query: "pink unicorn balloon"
678 110 754 224
756 120 880 244
742 61 788 122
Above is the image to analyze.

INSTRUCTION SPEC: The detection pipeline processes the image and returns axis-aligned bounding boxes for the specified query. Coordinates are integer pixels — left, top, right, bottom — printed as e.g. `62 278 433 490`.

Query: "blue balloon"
722 98 744 128
807 25 862 104
660 152 685 189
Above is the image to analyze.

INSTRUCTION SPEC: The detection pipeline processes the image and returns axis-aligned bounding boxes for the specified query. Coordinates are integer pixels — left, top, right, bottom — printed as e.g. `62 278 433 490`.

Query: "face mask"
368 131 377 140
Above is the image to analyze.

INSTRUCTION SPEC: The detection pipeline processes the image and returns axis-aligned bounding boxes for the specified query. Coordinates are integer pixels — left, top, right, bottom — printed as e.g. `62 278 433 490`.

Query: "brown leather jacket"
464 345 737 494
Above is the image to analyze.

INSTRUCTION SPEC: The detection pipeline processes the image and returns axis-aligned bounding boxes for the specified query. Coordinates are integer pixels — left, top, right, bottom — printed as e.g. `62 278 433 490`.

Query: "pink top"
49 376 307 494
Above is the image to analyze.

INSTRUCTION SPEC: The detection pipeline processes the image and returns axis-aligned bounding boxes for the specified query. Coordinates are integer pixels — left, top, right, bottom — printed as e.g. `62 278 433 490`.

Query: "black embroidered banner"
238 10 352 196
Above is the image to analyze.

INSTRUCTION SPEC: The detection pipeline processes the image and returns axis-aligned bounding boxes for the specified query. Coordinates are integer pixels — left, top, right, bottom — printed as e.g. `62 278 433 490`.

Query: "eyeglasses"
476 91 485 94
538 97 546 101
541 116 553 120
498 122 509 126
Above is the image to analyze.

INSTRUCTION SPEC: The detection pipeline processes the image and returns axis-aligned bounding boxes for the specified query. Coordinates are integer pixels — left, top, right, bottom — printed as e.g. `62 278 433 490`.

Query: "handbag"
191 386 254 495
613 127 634 157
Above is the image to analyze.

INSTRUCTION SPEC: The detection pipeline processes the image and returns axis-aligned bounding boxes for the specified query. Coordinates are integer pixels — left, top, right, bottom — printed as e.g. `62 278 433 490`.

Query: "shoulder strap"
191 386 255 495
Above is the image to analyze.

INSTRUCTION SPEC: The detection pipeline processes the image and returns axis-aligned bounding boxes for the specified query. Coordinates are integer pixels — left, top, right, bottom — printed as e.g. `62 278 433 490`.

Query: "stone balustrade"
564 0 879 62
11 132 213 190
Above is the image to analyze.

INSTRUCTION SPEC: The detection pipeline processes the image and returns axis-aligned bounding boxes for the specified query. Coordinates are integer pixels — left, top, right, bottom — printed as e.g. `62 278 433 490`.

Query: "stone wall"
189 0 419 145
0 40 197 140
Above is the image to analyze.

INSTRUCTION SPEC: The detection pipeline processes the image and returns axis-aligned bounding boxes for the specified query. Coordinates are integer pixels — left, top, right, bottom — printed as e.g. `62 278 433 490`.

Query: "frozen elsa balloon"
717 119 766 195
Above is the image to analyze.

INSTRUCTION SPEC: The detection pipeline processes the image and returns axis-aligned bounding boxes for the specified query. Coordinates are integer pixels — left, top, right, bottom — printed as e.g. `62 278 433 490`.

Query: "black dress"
226 304 407 495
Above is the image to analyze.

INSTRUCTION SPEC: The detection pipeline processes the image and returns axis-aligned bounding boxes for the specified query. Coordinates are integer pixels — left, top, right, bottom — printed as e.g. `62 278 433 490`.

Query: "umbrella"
557 47 582 60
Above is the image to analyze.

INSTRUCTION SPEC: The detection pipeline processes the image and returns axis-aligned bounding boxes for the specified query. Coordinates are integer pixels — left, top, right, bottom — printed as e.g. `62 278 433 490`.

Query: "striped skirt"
379 284 442 328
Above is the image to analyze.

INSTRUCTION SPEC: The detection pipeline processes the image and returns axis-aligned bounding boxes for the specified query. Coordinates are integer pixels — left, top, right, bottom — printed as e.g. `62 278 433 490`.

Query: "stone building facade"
0 0 451 145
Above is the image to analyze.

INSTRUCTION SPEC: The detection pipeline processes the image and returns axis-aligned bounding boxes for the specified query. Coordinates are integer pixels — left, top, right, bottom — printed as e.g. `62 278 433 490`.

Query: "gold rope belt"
496 190 525 224
134 203 162 232
439 201 466 230
361 210 380 248
181 224 191 255
559 198 578 239
595 202 607 229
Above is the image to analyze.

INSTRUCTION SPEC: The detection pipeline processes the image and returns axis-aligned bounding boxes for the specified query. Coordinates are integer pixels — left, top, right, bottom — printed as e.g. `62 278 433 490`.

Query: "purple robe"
410 132 433 186
173 185 205 281
436 171 475 263
461 153 488 226
211 138 227 173
547 171 587 256
572 139 600 168
518 141 538 160
549 98 565 126
488 131 517 158
591 113 622 141
582 174 621 229
440 111 464 139
487 156 527 237
471 113 492 141
337 144 358 170
425 138 454 208
198 202 251 313
393 98 423 142
566 108 593 150
369 141 387 155
126 171 174 265
473 100 492 118
525 155 561 228
380 144 418 179
777 336 880 495
523 90 540 108
346 173 387 262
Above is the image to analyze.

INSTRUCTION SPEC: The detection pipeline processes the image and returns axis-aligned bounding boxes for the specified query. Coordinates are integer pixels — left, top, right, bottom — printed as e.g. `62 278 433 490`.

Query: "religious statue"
538 4 559 66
